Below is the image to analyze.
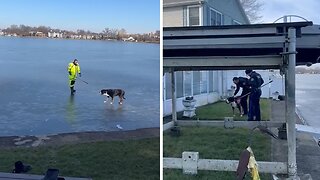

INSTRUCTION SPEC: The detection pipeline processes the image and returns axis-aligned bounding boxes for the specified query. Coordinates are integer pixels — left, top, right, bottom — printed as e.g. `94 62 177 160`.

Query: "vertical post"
268 72 271 98
221 71 225 97
182 152 199 175
286 27 297 178
171 68 177 125
283 15 288 23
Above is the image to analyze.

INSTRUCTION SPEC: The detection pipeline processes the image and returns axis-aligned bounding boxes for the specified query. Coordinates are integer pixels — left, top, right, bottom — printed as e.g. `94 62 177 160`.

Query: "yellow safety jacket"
68 63 81 80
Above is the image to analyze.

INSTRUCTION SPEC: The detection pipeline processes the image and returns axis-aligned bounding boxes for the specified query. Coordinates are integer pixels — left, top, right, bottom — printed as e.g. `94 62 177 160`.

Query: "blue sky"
0 0 160 34
260 0 320 24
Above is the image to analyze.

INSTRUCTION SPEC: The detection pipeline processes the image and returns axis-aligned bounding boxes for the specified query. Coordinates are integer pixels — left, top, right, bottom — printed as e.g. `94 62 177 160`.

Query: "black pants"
248 89 262 121
240 89 250 115
69 80 75 88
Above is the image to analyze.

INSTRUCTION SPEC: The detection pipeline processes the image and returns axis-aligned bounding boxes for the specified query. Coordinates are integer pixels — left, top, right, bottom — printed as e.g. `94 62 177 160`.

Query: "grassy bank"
0 138 160 180
163 99 272 179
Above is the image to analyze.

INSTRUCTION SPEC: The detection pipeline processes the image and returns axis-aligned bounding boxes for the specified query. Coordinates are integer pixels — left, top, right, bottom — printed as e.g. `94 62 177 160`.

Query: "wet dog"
225 96 243 116
100 89 126 104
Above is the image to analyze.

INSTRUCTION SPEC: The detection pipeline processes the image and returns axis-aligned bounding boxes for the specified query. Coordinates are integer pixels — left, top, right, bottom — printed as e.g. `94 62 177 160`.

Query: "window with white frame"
193 71 201 95
163 75 165 100
209 71 219 92
200 71 208 93
213 71 219 92
184 71 192 96
209 71 214 93
210 8 223 26
165 73 172 100
176 72 184 98
187 6 201 26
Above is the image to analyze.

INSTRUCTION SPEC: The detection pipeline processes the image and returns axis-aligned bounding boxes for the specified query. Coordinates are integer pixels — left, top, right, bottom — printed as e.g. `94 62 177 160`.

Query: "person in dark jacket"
233 77 250 115
245 69 264 121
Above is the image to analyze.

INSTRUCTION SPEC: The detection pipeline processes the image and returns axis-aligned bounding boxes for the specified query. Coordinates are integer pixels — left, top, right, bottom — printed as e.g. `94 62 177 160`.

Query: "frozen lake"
0 36 160 136
296 74 320 128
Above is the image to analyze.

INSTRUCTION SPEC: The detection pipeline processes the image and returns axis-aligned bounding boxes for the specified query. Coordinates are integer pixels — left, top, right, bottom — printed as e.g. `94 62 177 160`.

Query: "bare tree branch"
240 0 264 23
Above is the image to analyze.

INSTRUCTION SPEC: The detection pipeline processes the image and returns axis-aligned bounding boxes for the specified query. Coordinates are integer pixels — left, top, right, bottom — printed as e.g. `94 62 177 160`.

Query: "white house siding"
163 0 252 116
253 70 285 98
163 92 220 116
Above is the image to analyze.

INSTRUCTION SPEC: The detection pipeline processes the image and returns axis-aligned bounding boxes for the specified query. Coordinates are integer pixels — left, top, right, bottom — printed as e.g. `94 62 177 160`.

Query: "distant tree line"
3 25 52 36
296 66 320 74
1 24 160 43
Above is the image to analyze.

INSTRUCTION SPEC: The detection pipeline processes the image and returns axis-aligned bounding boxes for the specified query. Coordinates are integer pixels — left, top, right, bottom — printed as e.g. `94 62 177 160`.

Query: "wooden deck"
0 172 92 180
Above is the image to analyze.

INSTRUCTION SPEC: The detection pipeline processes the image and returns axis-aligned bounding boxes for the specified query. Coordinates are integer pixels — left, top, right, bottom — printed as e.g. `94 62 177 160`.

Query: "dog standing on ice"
100 89 126 104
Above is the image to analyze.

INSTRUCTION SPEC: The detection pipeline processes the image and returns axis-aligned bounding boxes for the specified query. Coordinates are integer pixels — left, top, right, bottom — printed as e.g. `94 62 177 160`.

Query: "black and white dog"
100 89 126 104
225 96 243 116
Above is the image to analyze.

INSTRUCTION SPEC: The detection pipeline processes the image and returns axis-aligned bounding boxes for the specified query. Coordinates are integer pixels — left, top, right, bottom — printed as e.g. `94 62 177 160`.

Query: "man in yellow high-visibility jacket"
67 59 81 95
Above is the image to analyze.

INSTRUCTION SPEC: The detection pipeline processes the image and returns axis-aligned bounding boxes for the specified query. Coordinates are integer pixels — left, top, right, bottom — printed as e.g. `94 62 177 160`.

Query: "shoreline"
0 127 160 148
0 35 160 44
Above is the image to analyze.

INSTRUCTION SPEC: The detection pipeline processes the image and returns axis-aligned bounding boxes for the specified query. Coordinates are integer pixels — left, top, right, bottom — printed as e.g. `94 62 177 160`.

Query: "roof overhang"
163 0 204 8
164 22 319 71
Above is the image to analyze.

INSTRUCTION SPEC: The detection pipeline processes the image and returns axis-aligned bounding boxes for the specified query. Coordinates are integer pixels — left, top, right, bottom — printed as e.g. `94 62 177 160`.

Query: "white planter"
182 99 196 118
272 91 280 100
182 99 196 108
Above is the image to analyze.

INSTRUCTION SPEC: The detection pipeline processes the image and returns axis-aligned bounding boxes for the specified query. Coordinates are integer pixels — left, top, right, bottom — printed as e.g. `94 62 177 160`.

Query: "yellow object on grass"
247 146 260 180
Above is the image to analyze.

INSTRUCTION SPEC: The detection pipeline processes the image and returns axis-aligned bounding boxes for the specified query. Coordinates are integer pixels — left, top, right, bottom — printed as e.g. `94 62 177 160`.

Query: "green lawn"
0 138 160 180
164 127 269 159
163 99 272 179
164 98 271 123
163 169 271 180
163 127 271 180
